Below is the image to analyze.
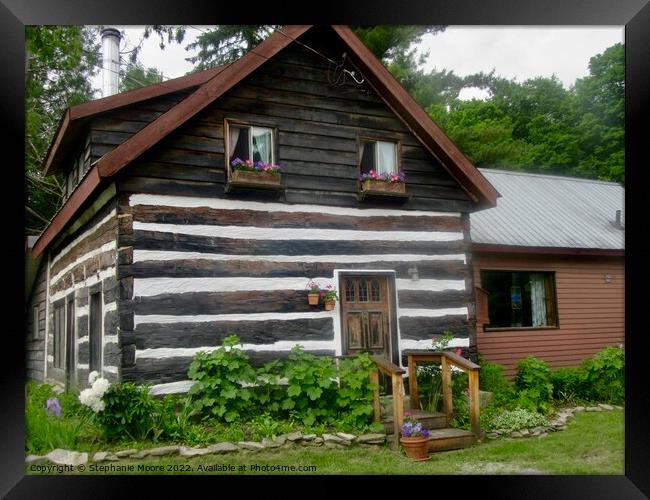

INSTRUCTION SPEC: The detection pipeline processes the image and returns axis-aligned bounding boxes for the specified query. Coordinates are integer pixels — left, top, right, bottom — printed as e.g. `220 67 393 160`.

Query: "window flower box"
228 158 282 190
359 170 407 198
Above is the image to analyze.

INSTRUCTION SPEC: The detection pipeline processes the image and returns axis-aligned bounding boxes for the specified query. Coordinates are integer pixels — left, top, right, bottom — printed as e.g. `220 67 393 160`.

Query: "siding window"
360 140 398 176
89 292 103 373
228 124 275 165
481 271 557 329
53 304 65 369
32 306 40 339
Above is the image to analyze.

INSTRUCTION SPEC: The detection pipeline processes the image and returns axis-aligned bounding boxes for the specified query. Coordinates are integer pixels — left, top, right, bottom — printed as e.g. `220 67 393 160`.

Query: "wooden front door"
340 275 392 361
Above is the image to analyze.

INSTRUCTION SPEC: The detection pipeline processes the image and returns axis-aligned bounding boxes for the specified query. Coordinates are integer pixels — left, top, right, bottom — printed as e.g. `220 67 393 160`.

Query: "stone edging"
25 431 387 467
485 403 623 439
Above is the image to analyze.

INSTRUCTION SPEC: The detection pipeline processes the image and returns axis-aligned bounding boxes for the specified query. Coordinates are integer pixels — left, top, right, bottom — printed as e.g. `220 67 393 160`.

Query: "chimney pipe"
101 27 122 97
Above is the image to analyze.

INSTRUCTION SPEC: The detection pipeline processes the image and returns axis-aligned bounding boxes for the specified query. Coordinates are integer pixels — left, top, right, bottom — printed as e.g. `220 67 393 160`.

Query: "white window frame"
227 121 275 165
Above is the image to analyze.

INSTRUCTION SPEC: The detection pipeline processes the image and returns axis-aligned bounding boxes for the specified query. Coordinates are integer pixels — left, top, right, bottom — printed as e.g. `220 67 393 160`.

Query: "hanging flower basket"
323 300 336 311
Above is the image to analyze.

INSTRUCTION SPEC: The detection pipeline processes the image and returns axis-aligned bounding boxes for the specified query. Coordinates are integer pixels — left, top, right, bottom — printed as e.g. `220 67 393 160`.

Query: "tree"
120 62 164 92
25 26 100 235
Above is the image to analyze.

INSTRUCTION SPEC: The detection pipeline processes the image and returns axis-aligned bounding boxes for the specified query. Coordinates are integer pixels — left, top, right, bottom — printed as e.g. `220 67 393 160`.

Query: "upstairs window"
481 271 558 329
228 123 275 166
360 140 398 175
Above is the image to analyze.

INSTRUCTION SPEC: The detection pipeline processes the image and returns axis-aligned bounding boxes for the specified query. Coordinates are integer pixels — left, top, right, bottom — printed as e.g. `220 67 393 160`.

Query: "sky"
92 25 624 100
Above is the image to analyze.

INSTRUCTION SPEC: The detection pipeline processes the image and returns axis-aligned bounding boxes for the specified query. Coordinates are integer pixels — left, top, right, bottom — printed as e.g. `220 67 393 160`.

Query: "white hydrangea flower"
92 377 110 396
88 371 100 384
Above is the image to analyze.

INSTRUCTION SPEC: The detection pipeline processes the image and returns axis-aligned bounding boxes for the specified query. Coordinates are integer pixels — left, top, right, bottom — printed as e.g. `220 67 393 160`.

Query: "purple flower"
46 397 62 418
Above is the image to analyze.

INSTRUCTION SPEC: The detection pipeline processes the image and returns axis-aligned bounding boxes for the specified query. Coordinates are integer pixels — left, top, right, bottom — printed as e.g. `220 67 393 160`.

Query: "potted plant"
320 285 339 311
359 170 406 195
400 411 430 461
306 280 321 306
230 158 282 188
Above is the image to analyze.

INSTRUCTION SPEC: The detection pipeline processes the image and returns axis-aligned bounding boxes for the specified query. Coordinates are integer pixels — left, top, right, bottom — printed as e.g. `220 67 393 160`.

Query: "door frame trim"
336 270 400 366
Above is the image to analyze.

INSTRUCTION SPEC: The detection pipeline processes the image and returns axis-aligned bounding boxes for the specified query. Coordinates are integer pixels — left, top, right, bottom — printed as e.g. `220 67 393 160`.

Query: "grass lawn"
28 408 624 475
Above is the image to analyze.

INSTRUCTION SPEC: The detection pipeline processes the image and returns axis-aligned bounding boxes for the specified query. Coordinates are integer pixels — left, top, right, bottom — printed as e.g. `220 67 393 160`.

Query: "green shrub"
248 412 294 440
484 407 549 432
280 346 338 426
582 346 624 403
335 352 377 430
187 335 258 422
415 362 444 413
449 370 470 429
95 382 158 441
479 361 517 406
515 356 553 398
550 367 588 403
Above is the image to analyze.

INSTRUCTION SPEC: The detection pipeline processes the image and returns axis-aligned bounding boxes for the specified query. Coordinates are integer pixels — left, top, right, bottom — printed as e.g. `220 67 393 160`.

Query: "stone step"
382 409 447 434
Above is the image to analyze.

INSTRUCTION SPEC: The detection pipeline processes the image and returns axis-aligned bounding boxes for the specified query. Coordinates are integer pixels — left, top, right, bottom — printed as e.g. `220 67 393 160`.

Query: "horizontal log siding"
111 34 471 213
26 260 48 382
46 200 121 387
474 252 625 378
117 194 474 386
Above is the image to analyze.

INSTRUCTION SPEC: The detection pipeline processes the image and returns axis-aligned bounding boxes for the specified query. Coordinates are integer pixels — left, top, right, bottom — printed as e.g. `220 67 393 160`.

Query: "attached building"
470 169 625 377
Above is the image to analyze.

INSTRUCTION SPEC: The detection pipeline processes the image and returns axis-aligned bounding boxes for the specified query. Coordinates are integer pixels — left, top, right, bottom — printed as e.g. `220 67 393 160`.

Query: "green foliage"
280 346 338 426
514 356 554 414
95 382 158 441
581 346 624 403
416 362 444 413
248 412 294 440
120 62 164 92
550 367 589 403
483 407 549 432
25 382 97 454
335 353 377 430
479 361 517 406
187 335 258 422
449 371 470 429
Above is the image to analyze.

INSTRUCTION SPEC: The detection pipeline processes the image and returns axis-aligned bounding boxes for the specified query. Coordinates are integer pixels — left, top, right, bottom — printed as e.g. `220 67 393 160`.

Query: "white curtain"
376 141 396 175
530 274 547 327
252 127 272 163
229 126 241 162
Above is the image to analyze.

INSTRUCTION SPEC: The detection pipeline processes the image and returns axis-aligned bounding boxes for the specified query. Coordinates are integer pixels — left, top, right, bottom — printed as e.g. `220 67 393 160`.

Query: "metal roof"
470 169 625 250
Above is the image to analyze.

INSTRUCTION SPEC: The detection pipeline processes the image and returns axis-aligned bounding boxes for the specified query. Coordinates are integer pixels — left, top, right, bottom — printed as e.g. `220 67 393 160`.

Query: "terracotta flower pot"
324 300 336 311
400 436 430 461
308 293 320 305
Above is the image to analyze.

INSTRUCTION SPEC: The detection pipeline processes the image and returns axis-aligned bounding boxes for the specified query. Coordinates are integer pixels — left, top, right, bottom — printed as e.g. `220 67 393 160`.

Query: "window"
32 306 40 339
89 292 103 373
228 123 275 165
53 304 65 369
359 140 398 175
480 271 558 329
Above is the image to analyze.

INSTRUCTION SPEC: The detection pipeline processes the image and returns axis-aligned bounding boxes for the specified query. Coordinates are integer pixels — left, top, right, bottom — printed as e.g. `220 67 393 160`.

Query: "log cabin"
25 25 500 394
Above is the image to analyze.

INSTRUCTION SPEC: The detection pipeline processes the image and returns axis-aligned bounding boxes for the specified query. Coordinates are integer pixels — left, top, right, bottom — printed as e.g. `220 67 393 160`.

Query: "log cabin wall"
26 260 48 382
473 251 625 378
45 199 121 387
104 30 478 392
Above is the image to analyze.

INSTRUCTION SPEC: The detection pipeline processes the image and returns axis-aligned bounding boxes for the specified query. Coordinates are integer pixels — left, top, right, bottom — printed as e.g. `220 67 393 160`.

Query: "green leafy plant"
251 359 286 416
415 362 443 413
280 346 338 426
94 382 158 441
479 361 517 406
483 407 549 432
248 412 294 440
335 352 377 430
514 356 553 412
550 367 588 403
187 335 258 422
581 346 624 403
431 330 454 351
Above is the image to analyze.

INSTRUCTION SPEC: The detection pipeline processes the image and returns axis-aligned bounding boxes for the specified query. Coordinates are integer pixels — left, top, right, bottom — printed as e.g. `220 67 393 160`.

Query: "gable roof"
32 25 498 258
470 169 624 254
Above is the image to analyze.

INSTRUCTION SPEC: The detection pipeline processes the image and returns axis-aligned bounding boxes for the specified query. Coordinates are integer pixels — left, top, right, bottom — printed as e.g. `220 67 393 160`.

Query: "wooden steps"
426 428 475 452
382 408 447 435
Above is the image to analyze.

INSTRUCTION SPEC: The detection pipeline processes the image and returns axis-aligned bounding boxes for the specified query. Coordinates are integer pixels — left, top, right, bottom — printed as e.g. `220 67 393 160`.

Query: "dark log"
398 290 472 310
398 316 471 340
133 318 334 349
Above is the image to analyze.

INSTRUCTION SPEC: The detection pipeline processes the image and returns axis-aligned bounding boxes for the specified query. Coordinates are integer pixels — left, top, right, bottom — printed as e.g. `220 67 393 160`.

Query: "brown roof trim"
42 65 227 176
95 25 311 179
472 243 624 257
331 26 498 208
32 166 102 257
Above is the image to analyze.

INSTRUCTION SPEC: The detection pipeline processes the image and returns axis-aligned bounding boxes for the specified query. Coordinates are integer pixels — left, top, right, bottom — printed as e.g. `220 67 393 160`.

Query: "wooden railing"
369 355 405 450
404 350 482 440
